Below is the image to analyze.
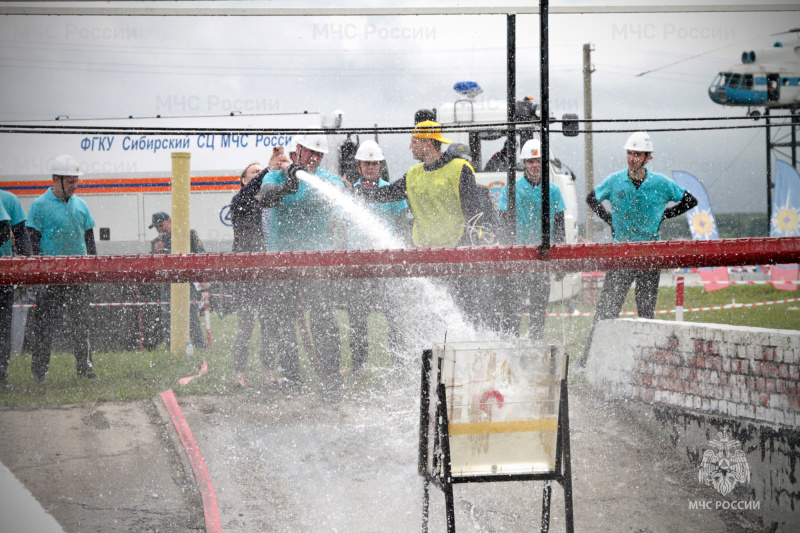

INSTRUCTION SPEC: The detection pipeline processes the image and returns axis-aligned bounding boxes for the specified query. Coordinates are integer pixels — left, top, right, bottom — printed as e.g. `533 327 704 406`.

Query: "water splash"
295 170 496 351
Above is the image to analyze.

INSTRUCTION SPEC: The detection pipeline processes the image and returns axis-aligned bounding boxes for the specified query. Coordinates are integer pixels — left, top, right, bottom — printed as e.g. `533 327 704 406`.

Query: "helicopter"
707 29 800 118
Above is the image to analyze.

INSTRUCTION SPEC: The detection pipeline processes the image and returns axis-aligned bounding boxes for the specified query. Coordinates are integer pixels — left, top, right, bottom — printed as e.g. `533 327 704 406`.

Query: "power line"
0 118 791 136
706 128 762 191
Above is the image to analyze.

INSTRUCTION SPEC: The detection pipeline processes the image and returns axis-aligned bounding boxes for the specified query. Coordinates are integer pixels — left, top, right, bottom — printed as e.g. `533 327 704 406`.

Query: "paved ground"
0 378 766 532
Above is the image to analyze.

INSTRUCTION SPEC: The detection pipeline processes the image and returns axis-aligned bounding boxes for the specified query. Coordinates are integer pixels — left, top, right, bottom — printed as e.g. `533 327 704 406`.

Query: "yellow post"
170 152 192 357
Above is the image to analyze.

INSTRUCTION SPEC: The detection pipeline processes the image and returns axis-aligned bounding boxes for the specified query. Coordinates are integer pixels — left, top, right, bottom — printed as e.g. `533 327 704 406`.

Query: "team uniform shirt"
594 168 686 243
348 179 408 250
0 202 10 256
27 188 95 255
497 178 566 246
262 167 345 252
0 190 25 256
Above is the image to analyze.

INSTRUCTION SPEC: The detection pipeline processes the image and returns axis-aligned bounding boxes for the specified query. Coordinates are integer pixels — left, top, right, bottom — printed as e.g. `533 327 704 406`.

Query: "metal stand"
419 348 574 533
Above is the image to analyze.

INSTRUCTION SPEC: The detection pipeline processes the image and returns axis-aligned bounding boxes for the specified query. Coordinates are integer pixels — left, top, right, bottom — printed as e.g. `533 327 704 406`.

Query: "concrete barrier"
586 319 800 532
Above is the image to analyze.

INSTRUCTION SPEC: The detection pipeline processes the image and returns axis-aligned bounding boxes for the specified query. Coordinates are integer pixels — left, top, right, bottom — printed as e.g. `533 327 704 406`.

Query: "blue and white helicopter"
707 29 800 117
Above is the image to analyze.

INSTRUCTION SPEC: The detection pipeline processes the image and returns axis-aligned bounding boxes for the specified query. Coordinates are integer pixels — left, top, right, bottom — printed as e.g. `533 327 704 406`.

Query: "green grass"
2 285 797 407
0 310 399 408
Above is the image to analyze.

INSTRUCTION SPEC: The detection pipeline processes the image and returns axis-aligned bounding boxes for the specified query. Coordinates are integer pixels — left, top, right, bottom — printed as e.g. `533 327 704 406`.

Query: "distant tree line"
659 213 769 240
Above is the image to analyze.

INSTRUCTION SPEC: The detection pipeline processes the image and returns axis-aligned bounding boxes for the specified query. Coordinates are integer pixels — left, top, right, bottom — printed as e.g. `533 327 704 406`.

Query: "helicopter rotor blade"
636 30 790 78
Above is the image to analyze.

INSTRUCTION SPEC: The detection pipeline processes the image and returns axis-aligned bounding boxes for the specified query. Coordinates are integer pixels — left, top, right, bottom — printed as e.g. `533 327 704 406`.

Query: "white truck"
0 111 342 253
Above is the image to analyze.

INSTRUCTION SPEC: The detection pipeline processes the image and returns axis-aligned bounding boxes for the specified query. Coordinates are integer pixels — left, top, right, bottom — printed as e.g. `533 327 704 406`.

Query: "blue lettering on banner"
121 136 190 152
197 134 215 150
219 204 233 227
80 136 116 151
255 134 292 148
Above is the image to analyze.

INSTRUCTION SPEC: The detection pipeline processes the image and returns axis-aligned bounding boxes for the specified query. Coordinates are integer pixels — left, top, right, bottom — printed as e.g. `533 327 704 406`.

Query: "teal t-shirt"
262 167 345 252
27 188 95 255
497 177 565 246
0 190 25 256
594 168 685 243
0 202 10 257
347 179 408 250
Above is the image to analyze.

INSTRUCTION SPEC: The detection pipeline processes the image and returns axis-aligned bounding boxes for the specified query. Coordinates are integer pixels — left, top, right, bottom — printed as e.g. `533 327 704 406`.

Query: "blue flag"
672 170 719 240
771 159 800 237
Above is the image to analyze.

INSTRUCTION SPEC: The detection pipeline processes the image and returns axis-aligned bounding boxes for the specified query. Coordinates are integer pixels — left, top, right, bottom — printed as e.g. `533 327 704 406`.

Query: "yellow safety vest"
406 158 469 248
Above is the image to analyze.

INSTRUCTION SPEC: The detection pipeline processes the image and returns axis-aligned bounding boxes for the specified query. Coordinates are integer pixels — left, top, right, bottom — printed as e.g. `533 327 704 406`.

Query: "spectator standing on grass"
149 211 207 350
229 153 284 388
494 139 566 338
0 187 31 384
258 135 346 400
27 155 97 382
579 132 697 367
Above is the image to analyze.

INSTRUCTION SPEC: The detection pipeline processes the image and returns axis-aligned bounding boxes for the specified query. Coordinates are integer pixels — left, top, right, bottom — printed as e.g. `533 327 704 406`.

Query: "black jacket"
230 174 266 253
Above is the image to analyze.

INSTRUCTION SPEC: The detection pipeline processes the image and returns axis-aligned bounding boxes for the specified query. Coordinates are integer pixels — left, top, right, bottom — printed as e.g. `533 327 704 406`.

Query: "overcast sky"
0 5 797 217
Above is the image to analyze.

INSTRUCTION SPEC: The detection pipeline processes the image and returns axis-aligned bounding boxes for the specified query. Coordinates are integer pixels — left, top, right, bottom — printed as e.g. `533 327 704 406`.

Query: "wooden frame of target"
418 340 574 533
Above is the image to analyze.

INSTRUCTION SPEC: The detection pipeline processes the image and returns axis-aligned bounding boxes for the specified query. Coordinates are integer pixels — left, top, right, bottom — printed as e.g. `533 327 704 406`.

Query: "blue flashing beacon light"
453 81 483 100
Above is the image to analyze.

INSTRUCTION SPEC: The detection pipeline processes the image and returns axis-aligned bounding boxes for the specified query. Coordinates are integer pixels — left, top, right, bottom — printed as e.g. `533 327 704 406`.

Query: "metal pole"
560 377 575 533
766 109 772 231
583 43 595 241
791 107 797 168
541 481 553 533
170 152 191 356
507 13 517 241
540 0 551 252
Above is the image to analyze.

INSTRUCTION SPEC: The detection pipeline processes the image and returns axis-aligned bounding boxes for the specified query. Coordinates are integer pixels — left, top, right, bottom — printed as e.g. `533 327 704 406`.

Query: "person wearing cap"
341 140 409 373
147 211 207 350
579 132 697 367
27 154 97 381
149 212 205 254
494 139 566 338
0 186 31 384
355 120 494 326
258 135 347 398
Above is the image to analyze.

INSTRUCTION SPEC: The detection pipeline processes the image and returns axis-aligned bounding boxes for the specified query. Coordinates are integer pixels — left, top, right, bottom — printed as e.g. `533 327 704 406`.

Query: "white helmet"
355 140 385 162
50 154 83 177
623 131 654 152
519 139 541 160
295 134 329 154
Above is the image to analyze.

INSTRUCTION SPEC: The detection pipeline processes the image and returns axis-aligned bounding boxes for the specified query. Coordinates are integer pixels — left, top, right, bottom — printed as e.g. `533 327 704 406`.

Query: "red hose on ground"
159 389 220 533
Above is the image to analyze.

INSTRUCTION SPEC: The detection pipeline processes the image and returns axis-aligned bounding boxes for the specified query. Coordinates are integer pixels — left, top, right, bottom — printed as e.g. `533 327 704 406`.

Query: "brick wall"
585 319 800 530
585 319 800 426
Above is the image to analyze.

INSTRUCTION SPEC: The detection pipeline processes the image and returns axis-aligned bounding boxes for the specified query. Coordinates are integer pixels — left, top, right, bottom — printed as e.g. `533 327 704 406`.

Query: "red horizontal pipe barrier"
1 237 799 286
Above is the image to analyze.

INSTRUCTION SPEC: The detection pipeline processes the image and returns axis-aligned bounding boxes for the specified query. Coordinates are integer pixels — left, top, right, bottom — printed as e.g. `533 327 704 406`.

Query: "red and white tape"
537 297 800 317
13 296 800 316
682 280 798 286
12 301 197 308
